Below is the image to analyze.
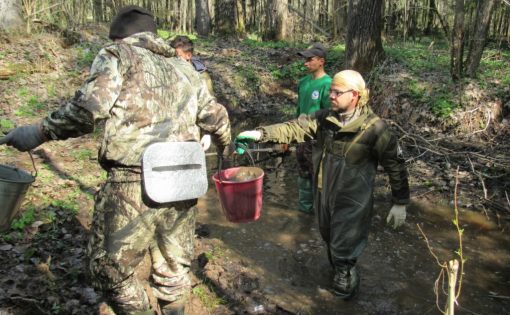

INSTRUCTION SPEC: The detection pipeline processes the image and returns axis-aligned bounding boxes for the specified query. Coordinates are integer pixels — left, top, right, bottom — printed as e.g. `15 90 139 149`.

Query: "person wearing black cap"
0 5 232 315
295 43 332 215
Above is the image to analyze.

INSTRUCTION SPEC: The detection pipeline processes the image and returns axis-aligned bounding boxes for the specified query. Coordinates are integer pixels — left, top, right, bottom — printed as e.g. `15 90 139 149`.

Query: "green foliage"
270 60 306 80
239 65 260 87
11 206 36 230
325 44 345 74
431 95 456 118
406 79 427 100
204 245 226 262
14 88 45 117
158 29 197 41
242 38 294 49
192 284 226 310
71 148 93 161
76 47 96 68
50 189 81 215
477 49 510 87
0 118 15 130
385 41 450 75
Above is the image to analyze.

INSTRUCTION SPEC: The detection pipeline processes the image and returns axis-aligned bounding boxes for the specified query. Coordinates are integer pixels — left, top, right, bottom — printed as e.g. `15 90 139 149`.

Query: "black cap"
298 43 327 58
109 5 157 40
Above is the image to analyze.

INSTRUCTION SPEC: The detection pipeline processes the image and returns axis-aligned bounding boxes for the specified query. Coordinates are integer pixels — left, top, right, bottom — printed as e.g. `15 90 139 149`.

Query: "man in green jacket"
1 6 231 315
235 70 409 299
295 43 331 214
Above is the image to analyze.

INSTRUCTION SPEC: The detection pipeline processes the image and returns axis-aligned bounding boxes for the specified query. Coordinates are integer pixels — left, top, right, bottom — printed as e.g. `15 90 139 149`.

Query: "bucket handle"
28 151 38 178
217 142 256 184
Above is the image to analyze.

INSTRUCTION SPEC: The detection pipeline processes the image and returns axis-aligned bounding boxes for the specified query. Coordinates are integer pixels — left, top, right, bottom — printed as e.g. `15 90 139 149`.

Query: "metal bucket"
0 163 35 232
142 142 208 204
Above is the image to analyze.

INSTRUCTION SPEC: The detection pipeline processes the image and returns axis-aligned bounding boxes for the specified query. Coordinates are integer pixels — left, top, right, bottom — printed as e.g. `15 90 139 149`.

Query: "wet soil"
189 155 510 315
1 29 509 315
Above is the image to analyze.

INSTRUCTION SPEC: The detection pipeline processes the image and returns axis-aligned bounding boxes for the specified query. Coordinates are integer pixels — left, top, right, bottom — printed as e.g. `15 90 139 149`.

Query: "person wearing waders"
0 6 232 315
295 43 331 214
235 70 409 299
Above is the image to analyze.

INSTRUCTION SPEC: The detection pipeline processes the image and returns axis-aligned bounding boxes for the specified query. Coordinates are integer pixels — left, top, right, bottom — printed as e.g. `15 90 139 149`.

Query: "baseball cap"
298 43 327 58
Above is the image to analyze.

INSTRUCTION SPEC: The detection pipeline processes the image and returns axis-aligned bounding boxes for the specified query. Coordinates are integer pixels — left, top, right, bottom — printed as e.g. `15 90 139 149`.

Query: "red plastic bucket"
212 166 264 223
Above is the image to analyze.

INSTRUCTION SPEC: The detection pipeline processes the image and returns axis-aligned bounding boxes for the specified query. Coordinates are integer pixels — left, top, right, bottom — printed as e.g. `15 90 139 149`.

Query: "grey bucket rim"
0 164 36 184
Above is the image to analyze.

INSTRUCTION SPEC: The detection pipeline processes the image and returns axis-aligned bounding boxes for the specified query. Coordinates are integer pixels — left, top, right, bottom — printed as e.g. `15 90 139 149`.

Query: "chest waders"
313 115 380 299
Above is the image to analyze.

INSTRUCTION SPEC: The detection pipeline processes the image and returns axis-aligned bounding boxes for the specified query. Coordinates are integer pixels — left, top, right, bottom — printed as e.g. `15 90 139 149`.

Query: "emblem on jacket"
311 90 320 100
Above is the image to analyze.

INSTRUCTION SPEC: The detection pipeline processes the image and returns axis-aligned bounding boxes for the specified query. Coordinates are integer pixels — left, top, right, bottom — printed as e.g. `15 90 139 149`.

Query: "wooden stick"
447 259 459 315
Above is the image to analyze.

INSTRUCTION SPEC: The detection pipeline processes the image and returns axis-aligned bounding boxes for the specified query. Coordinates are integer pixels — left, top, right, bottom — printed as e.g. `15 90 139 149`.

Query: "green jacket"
258 106 409 205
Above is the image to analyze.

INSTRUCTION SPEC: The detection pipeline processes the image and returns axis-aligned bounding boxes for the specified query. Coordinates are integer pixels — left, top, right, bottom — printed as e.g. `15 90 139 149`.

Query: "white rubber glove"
386 204 407 229
200 134 211 151
236 130 262 142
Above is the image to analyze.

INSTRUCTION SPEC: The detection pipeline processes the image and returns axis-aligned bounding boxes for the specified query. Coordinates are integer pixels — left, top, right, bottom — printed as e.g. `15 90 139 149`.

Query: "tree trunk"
424 0 435 35
332 0 348 39
451 0 465 81
465 0 496 77
214 0 243 36
236 0 245 35
93 0 103 22
0 0 23 31
263 0 288 40
344 0 385 74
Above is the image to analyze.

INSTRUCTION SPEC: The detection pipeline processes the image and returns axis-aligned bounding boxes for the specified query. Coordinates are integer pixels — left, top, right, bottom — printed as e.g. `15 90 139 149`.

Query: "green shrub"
11 206 36 230
270 60 306 80
431 96 456 118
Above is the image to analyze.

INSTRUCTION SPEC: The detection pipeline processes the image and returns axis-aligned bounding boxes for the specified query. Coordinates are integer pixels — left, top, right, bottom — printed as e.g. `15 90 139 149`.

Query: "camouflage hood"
118 32 175 58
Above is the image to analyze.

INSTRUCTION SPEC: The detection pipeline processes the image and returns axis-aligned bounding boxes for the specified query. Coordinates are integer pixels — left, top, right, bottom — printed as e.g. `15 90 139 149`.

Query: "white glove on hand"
200 134 211 151
236 130 262 141
386 204 407 229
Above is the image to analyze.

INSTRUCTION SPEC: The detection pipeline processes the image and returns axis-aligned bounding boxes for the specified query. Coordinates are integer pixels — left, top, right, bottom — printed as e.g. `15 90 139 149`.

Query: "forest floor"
1 27 510 315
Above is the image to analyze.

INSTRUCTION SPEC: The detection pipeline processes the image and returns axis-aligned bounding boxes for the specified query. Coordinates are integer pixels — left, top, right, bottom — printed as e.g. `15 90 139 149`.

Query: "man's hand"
235 130 261 155
0 123 46 152
386 204 407 229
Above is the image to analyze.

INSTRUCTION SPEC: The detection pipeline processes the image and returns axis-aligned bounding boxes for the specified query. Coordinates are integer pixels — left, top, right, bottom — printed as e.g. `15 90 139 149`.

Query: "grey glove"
0 123 47 152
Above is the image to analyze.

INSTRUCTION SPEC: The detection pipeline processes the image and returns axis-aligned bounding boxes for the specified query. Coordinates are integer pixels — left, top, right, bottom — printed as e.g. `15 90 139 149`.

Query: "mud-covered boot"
161 304 185 315
332 265 360 300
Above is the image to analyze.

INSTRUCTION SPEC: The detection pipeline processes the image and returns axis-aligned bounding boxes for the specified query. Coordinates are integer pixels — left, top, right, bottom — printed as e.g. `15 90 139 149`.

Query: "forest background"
0 0 509 314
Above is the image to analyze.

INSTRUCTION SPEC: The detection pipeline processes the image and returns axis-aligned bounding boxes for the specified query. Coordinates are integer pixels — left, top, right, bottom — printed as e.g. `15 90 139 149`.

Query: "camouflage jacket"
41 32 231 169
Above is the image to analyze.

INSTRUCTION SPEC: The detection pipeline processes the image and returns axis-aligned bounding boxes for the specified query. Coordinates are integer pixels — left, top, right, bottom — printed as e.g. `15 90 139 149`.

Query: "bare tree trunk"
263 0 288 40
451 0 464 81
424 0 435 35
465 0 496 77
236 0 245 34
0 0 23 31
93 0 103 22
345 0 385 74
196 0 211 35
214 0 239 36
332 0 347 39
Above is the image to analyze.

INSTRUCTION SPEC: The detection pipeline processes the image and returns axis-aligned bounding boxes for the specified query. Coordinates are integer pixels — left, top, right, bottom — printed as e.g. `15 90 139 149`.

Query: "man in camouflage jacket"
0 6 231 315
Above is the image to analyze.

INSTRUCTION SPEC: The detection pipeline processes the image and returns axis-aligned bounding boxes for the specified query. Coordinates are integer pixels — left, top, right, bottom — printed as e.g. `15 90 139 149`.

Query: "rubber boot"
332 265 360 300
297 177 314 214
161 302 185 315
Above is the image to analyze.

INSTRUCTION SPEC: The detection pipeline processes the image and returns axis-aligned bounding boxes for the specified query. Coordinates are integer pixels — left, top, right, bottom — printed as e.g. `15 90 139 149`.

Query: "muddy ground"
1 28 510 314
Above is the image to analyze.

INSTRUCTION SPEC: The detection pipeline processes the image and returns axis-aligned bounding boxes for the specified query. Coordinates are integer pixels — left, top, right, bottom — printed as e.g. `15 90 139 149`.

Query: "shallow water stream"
194 153 510 314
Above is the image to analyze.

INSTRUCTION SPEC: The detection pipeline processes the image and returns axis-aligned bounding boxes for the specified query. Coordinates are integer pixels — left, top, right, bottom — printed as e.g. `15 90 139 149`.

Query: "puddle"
197 154 510 314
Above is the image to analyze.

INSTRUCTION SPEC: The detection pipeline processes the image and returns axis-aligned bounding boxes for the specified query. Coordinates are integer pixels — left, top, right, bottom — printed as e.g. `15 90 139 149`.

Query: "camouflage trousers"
87 176 197 314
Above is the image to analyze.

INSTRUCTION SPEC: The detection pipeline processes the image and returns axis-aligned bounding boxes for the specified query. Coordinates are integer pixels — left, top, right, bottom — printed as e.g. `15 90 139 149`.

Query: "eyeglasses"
329 89 353 98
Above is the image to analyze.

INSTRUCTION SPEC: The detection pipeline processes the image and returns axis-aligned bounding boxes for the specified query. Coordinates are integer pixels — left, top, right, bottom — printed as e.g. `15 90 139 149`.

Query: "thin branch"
417 224 445 267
